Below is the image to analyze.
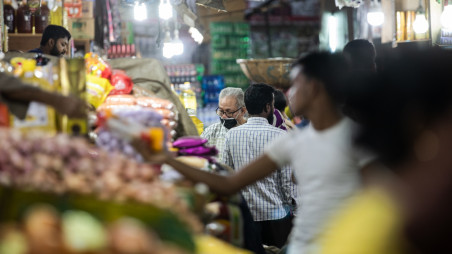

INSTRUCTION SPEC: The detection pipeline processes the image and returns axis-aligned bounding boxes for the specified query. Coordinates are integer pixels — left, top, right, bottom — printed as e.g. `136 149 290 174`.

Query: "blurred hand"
131 138 171 164
55 95 90 118
285 119 296 130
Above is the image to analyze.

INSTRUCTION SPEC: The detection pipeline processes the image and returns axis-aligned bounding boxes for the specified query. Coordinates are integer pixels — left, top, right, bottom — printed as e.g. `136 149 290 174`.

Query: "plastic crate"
210 22 234 35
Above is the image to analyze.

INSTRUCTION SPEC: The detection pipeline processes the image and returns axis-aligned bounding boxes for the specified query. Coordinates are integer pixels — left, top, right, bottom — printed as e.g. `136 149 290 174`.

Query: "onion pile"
96 108 165 162
0 128 202 233
97 95 178 139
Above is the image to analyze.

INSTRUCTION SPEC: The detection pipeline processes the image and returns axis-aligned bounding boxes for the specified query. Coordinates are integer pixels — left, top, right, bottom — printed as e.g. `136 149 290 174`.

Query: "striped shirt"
201 122 229 161
222 117 297 221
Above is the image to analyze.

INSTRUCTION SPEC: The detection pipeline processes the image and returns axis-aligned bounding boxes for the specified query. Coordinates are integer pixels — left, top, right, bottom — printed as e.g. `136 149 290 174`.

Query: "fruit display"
0 128 202 234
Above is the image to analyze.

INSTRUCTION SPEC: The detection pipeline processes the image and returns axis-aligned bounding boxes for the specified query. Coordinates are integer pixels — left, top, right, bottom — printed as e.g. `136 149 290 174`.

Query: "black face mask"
220 117 237 129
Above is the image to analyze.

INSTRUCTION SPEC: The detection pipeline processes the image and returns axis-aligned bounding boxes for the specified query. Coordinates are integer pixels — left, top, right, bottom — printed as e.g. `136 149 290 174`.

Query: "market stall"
0 46 257 253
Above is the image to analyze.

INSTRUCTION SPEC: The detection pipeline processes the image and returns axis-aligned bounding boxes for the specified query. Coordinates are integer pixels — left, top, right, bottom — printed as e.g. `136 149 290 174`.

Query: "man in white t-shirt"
133 52 375 254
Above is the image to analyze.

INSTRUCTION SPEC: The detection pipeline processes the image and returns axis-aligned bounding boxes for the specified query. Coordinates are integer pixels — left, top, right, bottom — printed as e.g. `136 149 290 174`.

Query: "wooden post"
347 7 354 41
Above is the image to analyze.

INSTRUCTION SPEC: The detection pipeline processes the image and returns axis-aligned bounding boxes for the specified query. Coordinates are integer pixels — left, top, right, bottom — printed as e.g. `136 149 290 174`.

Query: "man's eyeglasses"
216 107 242 118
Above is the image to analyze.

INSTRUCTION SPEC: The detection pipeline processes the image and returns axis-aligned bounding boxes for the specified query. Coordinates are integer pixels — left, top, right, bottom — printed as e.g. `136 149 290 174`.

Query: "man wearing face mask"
201 87 247 161
222 83 297 248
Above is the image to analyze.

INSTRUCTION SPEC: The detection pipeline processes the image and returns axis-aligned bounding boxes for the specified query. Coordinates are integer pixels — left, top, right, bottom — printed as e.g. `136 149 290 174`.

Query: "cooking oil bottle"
50 0 63 26
180 82 203 135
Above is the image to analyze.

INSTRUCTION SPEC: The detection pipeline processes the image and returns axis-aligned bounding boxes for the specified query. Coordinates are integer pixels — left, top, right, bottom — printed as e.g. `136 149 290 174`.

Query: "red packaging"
0 103 9 127
64 0 82 18
109 70 133 95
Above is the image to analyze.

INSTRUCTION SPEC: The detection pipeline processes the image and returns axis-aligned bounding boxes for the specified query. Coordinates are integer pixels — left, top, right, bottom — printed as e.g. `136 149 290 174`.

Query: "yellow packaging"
148 127 164 152
9 59 57 134
396 11 406 42
59 58 88 136
86 74 113 108
191 115 204 136
406 11 415 41
10 57 28 77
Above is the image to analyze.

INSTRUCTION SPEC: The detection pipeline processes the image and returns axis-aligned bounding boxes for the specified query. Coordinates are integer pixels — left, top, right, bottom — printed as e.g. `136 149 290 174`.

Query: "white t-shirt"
265 117 374 254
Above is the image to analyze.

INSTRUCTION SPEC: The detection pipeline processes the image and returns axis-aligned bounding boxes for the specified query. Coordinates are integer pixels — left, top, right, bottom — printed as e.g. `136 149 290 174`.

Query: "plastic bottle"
17 0 33 33
50 0 63 26
35 0 50 33
4 0 16 34
180 82 197 113
180 82 204 134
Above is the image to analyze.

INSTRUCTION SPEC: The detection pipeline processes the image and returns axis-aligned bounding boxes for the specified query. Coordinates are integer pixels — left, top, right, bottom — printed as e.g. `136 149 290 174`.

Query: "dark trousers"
239 196 266 254
254 213 293 248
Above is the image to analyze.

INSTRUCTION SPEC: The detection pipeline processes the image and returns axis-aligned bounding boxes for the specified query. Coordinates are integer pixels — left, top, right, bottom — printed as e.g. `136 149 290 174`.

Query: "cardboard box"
64 0 83 18
68 18 95 39
81 1 94 18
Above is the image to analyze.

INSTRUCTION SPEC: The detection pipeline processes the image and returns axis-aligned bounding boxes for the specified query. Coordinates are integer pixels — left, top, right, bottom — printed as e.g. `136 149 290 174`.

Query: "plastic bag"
178 146 218 156
104 94 136 105
135 96 175 111
85 53 112 80
109 70 133 95
86 74 114 108
173 136 207 148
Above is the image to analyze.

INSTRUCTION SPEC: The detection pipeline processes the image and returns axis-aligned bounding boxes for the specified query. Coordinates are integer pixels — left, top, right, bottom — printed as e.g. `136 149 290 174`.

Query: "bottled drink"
121 44 126 58
35 0 50 33
17 0 33 33
130 44 136 57
50 0 63 26
4 0 16 34
180 82 197 113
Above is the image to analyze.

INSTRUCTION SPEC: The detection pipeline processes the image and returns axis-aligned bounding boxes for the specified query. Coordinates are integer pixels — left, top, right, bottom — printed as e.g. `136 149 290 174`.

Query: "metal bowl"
236 58 295 88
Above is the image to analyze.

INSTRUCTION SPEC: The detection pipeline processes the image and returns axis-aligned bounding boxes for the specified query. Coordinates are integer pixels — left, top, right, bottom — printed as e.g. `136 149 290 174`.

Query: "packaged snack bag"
86 74 114 108
109 70 133 95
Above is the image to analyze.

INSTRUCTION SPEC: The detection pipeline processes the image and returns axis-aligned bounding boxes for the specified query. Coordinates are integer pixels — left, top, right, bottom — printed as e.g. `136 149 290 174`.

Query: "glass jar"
17 0 33 33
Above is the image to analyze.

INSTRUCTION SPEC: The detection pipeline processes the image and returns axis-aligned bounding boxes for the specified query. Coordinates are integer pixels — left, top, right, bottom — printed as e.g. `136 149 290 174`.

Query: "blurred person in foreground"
0 73 88 119
223 84 297 248
29 25 71 57
201 87 247 161
343 39 376 73
132 52 375 254
317 48 452 254
342 39 377 127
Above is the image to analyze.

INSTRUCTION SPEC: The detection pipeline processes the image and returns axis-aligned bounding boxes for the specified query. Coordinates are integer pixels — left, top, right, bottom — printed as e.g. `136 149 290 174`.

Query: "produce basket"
236 58 295 89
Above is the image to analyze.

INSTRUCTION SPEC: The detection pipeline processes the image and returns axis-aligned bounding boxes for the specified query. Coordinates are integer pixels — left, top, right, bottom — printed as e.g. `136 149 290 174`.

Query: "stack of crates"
210 22 251 90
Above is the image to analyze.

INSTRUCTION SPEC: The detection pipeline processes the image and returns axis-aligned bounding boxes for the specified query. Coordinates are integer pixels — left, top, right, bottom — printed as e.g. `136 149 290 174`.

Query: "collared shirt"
222 117 297 221
266 117 375 253
28 48 44 54
201 122 229 161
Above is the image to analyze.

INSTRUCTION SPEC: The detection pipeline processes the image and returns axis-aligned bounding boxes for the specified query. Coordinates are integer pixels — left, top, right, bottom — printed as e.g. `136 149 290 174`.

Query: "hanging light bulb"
441 5 452 29
159 0 173 20
163 31 174 58
134 2 147 21
172 29 184 56
189 27 204 44
413 0 429 34
367 0 384 26
413 14 429 33
328 14 338 52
